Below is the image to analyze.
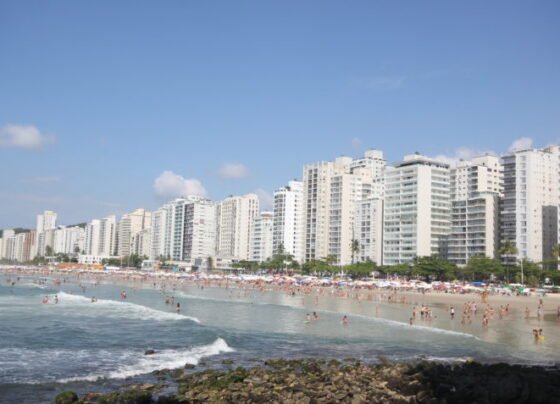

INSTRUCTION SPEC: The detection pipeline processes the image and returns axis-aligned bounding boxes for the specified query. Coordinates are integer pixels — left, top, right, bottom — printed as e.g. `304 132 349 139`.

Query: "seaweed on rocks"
78 359 560 404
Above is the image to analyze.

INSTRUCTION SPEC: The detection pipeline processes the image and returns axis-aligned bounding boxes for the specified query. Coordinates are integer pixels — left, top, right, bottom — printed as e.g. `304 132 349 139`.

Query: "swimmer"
176 302 181 313
342 315 349 326
54 295 59 304
313 311 319 321
42 295 49 304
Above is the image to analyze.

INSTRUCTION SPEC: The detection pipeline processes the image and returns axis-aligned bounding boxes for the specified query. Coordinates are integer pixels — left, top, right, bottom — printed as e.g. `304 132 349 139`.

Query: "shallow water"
1 274 559 403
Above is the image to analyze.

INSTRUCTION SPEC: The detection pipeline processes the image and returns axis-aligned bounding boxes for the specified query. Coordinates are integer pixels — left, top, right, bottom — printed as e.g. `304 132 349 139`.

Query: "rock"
184 363 196 369
54 391 79 404
144 349 156 355
222 359 234 365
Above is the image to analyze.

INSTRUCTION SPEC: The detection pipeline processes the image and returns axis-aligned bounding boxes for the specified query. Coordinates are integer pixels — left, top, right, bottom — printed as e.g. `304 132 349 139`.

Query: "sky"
1 1 559 229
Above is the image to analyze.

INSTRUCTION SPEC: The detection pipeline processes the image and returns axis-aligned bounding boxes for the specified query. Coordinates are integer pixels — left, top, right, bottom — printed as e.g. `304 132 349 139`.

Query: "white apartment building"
1 229 16 260
35 210 58 257
250 211 274 262
449 192 500 265
383 153 451 265
131 227 152 257
450 155 503 201
150 206 168 260
501 146 560 263
353 196 383 264
117 208 152 257
84 216 117 257
182 197 217 261
303 150 385 265
216 194 259 260
53 226 85 255
272 180 304 263
448 155 503 265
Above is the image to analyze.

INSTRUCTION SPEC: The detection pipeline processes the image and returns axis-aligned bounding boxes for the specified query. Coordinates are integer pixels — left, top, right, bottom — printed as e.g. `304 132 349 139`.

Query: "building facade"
272 180 304 263
383 153 451 265
250 211 274 262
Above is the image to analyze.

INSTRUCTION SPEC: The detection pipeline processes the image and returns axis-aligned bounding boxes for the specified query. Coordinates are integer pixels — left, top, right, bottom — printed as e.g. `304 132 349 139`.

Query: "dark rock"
54 391 79 404
144 349 156 355
184 363 196 369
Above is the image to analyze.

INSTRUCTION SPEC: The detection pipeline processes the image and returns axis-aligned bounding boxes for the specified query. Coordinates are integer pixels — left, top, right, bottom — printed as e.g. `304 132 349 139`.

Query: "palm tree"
551 244 560 270
500 239 518 283
351 239 360 264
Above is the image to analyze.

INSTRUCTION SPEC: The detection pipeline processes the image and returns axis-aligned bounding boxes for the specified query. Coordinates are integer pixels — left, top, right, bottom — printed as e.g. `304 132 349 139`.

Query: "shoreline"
54 358 560 404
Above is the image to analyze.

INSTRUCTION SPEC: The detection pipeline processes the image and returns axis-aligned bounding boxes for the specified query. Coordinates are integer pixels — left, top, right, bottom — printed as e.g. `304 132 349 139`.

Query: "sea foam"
58 338 234 382
54 292 200 323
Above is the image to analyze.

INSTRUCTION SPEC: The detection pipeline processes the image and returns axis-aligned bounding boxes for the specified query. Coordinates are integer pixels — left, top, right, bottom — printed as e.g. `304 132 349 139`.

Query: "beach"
2 265 560 403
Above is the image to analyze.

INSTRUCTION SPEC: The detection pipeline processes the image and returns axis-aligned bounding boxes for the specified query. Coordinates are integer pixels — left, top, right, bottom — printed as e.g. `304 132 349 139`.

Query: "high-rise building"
35 210 57 257
353 196 384 264
53 226 85 255
131 228 152 258
250 211 274 262
14 231 36 262
117 209 152 257
0 229 16 261
383 153 451 265
150 206 169 260
448 155 503 265
272 180 304 263
302 150 385 265
84 216 117 257
216 194 259 260
501 146 560 263
182 197 217 261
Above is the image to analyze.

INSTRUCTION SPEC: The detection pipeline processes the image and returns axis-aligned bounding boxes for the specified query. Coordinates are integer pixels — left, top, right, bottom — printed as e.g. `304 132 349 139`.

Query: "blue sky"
1 1 559 228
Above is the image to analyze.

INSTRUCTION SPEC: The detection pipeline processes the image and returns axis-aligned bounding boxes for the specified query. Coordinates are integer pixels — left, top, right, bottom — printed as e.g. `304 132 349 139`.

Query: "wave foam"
58 338 233 382
55 292 200 323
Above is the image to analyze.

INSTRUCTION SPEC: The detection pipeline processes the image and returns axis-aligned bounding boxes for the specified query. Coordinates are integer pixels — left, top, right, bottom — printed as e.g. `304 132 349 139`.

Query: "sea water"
1 275 559 403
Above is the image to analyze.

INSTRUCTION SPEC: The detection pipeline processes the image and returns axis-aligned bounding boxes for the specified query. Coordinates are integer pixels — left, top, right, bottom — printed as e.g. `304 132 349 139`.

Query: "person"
409 317 414 326
342 315 349 326
54 295 59 304
306 313 311 322
42 295 49 304
450 306 455 319
176 302 181 313
313 312 319 321
538 328 544 341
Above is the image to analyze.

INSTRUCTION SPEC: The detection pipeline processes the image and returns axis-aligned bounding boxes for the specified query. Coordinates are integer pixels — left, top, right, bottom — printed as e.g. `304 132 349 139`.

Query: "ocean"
1 274 559 403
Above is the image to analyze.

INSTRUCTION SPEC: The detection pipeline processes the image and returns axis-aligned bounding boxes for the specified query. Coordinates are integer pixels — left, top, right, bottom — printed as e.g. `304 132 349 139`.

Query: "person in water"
313 311 319 321
42 295 49 304
176 302 181 313
54 295 59 304
342 315 349 325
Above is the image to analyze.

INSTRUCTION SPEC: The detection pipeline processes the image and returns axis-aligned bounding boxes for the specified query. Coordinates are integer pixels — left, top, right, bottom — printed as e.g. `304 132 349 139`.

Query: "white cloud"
432 147 496 167
351 137 361 148
0 124 55 150
153 171 207 198
509 137 533 152
254 188 273 211
217 163 250 179
365 76 405 90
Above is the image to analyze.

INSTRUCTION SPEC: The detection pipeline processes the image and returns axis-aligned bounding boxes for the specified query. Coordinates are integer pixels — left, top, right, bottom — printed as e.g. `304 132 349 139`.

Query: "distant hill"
67 223 87 228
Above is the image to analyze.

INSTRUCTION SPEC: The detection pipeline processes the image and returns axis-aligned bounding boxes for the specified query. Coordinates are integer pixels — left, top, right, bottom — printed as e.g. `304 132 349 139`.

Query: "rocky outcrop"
76 358 560 403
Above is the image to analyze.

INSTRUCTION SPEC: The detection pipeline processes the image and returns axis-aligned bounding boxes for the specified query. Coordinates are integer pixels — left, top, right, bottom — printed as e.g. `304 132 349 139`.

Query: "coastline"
55 358 560 403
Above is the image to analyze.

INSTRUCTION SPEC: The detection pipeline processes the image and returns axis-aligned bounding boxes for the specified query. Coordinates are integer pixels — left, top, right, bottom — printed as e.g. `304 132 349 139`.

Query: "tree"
551 244 560 270
351 239 360 265
499 239 518 266
45 245 54 257
412 255 457 281
464 256 504 282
